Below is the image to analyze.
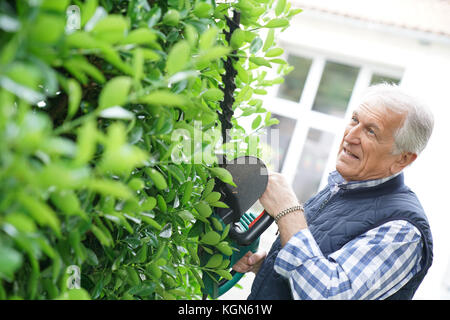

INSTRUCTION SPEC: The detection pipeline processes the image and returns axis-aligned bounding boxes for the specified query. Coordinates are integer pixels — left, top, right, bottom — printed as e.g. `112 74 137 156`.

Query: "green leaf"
193 2 213 18
211 217 223 231
195 46 230 69
252 115 262 130
91 15 128 44
235 85 253 103
41 0 70 11
216 241 233 256
76 57 106 83
208 167 236 187
65 31 101 49
66 79 81 119
249 57 272 68
214 270 233 280
146 168 168 190
91 224 113 246
57 288 91 300
86 248 99 266
202 178 215 197
234 62 249 83
201 88 224 102
99 122 148 175
199 27 219 51
121 28 157 45
128 178 145 191
178 210 195 222
203 191 221 204
137 90 187 108
181 181 193 205
264 18 289 28
4 213 36 233
204 254 223 268
156 194 167 213
100 45 134 75
0 246 23 280
98 76 132 110
243 31 257 42
200 231 221 246
275 0 287 16
141 49 161 61
265 48 284 58
209 201 229 208
254 88 267 95
87 179 133 199
147 6 162 28
50 190 84 218
141 197 157 211
80 0 98 27
166 40 190 76
194 201 212 218
74 120 97 165
269 58 287 64
17 192 61 237
287 8 303 18
29 14 65 44
266 118 279 126
250 37 263 54
262 29 275 52
162 9 180 26
147 263 162 279
221 224 230 240
140 214 162 230
184 24 198 47
133 48 144 80
230 29 245 50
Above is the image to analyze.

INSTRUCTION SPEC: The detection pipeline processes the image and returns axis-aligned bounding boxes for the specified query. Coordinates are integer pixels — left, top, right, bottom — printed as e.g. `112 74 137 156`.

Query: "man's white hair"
360 83 434 155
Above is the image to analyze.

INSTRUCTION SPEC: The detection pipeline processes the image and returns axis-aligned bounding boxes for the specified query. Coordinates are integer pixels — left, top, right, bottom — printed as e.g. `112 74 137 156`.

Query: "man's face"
336 102 407 181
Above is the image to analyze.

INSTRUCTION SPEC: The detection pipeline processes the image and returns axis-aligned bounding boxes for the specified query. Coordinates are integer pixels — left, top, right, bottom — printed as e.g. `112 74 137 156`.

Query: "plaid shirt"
274 171 423 300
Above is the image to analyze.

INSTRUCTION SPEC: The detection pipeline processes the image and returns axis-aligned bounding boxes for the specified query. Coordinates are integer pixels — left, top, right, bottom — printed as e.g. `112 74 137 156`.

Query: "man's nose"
344 125 361 145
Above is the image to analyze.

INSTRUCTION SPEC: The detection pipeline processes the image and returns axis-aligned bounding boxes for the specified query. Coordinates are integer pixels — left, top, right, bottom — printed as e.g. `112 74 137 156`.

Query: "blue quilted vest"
248 172 433 300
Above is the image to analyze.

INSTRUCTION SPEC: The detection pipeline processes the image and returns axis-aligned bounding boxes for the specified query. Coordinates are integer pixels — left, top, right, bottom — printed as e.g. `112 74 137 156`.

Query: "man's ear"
391 152 417 174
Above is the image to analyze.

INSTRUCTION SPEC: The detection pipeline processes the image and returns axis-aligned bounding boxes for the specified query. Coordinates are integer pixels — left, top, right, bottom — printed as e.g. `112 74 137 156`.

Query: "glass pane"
370 73 401 85
312 61 359 118
277 54 312 103
292 128 335 203
260 114 297 172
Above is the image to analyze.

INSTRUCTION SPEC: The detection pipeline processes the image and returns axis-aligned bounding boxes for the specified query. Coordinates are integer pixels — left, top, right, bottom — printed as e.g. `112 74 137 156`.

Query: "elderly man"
233 83 434 300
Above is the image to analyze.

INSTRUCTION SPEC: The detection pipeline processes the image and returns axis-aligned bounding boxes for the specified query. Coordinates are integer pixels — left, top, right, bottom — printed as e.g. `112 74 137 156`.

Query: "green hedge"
0 0 300 299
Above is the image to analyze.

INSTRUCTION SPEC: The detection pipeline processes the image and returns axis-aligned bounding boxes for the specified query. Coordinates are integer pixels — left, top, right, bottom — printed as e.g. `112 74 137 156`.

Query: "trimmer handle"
229 210 274 246
216 238 259 297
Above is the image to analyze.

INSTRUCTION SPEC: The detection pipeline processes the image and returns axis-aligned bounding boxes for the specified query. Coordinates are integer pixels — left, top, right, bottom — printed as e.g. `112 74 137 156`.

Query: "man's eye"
351 116 358 123
368 128 375 135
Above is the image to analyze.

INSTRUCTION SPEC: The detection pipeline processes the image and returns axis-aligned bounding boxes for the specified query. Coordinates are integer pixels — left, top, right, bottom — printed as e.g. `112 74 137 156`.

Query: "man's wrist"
274 204 304 224
275 207 308 246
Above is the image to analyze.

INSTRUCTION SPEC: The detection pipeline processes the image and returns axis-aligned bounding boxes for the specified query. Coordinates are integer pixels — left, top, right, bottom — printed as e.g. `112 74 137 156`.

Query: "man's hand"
232 251 267 274
259 171 301 218
260 171 308 246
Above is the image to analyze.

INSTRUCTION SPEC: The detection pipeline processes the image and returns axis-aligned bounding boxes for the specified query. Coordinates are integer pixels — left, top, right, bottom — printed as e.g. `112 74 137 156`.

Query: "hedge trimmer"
201 155 274 299
201 10 275 299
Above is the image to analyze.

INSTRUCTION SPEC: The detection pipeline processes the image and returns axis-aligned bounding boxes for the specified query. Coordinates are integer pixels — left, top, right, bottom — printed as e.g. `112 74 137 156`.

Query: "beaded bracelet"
274 204 304 224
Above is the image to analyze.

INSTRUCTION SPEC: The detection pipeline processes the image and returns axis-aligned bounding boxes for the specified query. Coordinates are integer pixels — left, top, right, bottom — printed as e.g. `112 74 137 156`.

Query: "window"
312 61 359 118
277 55 313 103
260 114 297 172
370 73 401 85
292 128 335 203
